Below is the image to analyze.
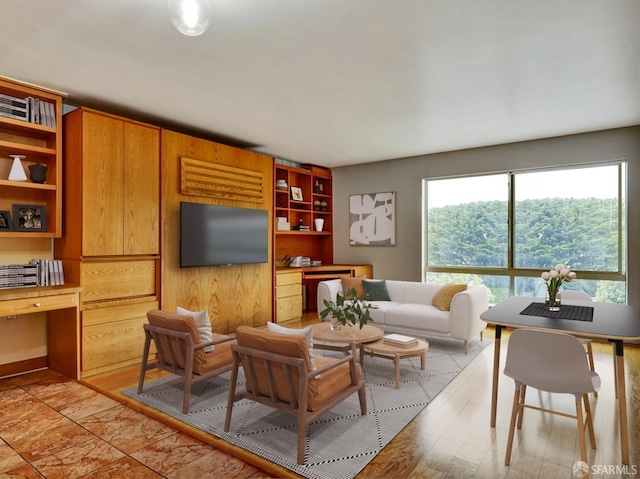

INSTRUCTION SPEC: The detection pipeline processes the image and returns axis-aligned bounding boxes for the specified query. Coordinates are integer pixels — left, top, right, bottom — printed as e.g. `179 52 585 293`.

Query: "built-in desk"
275 264 373 318
0 285 82 380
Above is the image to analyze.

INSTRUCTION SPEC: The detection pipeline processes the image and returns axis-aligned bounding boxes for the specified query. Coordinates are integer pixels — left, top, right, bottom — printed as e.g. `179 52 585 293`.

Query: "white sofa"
317 279 489 353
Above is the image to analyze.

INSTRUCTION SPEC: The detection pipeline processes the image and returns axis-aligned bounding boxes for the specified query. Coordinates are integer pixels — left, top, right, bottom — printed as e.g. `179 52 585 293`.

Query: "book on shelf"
383 333 419 348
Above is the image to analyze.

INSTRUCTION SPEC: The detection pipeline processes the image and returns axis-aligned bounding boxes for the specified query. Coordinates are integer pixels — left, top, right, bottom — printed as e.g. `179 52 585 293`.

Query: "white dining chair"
503 329 600 468
561 290 599 397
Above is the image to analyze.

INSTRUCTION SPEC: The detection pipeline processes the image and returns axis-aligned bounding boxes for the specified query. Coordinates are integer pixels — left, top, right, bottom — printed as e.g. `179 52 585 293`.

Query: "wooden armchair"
224 325 367 464
138 309 236 414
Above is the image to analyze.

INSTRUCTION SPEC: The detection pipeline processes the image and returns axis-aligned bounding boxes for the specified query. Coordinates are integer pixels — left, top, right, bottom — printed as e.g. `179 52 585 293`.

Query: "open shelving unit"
0 77 64 238
274 163 333 265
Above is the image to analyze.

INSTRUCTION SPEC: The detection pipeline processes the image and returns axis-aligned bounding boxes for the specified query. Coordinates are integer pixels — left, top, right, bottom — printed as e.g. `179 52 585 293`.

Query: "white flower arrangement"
541 263 577 295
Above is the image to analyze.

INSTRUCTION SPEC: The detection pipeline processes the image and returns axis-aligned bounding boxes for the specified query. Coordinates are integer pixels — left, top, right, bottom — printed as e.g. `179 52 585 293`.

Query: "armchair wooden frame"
138 323 235 414
224 343 367 464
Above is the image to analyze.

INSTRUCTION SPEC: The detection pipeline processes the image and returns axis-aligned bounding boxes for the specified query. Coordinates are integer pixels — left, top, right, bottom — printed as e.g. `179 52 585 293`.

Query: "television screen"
180 202 268 267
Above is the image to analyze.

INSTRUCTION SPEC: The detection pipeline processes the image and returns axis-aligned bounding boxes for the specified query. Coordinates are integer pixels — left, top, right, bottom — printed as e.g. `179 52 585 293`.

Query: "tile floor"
0 369 268 479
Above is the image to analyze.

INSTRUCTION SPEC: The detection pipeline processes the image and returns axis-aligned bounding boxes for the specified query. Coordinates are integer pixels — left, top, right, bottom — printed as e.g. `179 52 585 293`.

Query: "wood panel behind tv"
161 130 274 334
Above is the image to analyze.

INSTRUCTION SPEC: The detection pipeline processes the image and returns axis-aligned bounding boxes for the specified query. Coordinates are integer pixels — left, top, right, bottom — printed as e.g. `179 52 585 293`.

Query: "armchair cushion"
147 310 207 365
266 322 317 371
176 306 215 352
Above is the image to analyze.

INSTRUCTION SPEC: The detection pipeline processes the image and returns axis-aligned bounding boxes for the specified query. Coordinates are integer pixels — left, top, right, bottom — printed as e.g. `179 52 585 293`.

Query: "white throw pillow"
176 306 215 353
266 322 317 371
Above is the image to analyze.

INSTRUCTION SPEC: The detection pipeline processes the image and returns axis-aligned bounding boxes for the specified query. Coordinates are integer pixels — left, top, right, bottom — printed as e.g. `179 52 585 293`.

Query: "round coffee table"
362 337 429 388
311 322 384 363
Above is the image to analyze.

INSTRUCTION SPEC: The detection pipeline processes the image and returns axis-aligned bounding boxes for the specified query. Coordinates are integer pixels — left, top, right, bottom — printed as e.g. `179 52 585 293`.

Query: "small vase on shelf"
8 155 28 182
29 163 48 183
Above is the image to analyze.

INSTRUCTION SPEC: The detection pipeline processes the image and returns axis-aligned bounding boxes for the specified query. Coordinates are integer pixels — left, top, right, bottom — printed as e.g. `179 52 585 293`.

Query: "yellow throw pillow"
432 283 467 311
340 275 366 300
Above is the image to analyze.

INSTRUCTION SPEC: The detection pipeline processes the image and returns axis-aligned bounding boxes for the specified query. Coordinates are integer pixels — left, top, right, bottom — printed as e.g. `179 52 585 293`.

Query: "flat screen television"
180 202 268 267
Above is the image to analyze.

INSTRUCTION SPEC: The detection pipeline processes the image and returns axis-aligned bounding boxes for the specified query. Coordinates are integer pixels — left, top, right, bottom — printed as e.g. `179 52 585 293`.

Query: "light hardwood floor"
80 314 639 479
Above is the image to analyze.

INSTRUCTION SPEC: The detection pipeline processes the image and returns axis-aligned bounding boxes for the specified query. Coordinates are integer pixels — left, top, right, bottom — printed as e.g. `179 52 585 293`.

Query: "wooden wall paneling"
123 122 160 255
161 130 274 334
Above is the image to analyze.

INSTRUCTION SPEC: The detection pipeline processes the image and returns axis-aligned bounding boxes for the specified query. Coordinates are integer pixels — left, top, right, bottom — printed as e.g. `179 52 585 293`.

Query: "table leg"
394 353 400 389
420 350 426 370
613 340 629 465
490 325 502 428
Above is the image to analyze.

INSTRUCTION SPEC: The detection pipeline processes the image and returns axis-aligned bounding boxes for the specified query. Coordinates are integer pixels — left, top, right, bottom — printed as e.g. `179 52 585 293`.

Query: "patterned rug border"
123 335 489 479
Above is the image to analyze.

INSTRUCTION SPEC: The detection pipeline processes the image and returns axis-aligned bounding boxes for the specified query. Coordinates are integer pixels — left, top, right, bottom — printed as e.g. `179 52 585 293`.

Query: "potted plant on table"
319 287 376 329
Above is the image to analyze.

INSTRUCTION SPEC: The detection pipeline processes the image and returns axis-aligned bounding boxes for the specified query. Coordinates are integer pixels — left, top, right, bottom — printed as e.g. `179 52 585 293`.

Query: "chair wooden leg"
583 393 596 448
224 358 241 432
517 384 526 429
357 384 367 414
137 335 152 394
505 387 521 466
297 409 307 465
586 342 597 398
612 343 619 399
576 399 589 466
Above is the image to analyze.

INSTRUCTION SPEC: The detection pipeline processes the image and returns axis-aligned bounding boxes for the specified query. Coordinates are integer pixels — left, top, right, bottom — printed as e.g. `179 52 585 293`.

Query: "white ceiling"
1 1 639 168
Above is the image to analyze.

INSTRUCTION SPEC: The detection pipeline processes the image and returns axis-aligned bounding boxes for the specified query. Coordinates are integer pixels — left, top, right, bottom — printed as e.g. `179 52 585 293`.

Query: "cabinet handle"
34 302 41 307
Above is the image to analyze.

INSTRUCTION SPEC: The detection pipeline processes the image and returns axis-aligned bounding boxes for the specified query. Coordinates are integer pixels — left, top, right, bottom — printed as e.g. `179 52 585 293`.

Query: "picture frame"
12 204 47 232
0 211 12 231
290 186 304 202
349 191 396 246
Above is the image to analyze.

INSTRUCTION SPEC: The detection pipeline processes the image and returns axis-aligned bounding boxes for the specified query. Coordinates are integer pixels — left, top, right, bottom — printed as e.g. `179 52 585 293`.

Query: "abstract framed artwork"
349 191 396 245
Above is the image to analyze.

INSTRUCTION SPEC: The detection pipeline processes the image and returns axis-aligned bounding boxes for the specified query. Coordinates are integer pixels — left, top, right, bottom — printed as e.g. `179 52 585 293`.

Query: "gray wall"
332 126 640 311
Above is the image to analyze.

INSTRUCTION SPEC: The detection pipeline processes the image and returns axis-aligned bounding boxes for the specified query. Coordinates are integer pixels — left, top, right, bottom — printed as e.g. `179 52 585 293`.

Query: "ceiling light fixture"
168 0 212 37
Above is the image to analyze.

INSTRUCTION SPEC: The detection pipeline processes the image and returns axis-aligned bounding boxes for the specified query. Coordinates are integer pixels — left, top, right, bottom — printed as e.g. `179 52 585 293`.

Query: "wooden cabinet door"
123 122 160 255
82 112 124 256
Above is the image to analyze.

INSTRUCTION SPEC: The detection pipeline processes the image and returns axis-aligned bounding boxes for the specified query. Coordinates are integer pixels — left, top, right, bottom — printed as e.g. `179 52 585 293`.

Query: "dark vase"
29 163 48 183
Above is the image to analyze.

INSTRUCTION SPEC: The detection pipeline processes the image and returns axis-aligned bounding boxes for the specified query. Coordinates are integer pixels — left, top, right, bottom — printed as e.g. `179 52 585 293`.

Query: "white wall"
332 126 640 311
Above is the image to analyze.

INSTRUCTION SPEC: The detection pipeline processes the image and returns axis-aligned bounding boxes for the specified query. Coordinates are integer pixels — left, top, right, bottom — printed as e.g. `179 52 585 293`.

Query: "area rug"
123 336 489 479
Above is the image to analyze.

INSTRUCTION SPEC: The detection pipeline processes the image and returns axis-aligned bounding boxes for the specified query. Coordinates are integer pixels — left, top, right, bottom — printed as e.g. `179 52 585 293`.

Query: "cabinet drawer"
82 301 158 372
276 283 301 299
2 293 78 316
83 301 157 327
276 271 302 287
276 295 303 322
81 259 156 303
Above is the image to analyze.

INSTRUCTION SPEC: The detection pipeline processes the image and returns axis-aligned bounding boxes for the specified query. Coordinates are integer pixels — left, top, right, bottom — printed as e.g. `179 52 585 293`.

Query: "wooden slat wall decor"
180 157 264 203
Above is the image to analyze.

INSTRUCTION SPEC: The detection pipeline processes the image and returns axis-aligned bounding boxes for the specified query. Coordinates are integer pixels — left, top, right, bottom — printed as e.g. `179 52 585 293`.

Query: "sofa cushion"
432 283 468 311
385 304 451 333
340 275 366 300
363 279 391 301
365 300 402 324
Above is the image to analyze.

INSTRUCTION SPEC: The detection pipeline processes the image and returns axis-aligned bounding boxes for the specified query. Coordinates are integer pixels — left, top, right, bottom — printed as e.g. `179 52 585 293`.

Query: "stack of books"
0 264 39 289
29 259 65 286
0 94 56 127
0 260 65 289
383 333 419 348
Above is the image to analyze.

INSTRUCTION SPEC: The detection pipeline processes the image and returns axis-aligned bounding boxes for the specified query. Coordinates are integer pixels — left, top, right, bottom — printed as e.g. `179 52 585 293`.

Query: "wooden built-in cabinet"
275 270 303 322
0 76 64 237
55 107 161 377
274 164 333 265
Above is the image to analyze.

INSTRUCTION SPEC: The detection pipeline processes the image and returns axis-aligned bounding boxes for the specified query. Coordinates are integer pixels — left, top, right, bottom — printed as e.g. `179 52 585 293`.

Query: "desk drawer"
2 293 78 316
276 271 302 287
276 295 303 322
276 283 301 299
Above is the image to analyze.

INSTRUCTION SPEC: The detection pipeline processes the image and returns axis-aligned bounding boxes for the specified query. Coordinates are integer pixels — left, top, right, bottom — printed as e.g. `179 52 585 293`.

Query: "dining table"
480 296 640 465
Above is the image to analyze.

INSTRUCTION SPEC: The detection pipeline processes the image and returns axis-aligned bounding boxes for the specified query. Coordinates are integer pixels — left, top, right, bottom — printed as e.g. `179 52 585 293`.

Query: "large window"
423 163 626 304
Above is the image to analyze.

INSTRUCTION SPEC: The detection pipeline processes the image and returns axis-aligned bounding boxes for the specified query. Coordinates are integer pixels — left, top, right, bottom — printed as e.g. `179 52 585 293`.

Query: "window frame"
422 162 627 297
